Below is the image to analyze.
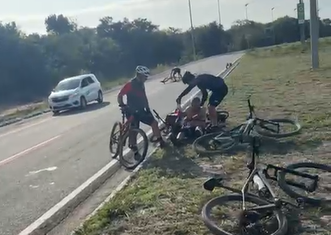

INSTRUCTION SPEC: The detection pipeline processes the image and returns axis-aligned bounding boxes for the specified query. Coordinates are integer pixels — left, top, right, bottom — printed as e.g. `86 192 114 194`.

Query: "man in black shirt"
176 71 228 129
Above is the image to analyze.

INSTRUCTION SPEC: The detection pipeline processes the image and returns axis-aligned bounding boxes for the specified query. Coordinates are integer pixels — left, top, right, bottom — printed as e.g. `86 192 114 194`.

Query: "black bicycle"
201 136 331 235
193 97 301 154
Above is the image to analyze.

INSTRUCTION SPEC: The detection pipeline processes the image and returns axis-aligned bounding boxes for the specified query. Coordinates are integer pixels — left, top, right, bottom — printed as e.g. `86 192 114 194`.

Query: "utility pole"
297 0 305 44
217 0 221 25
271 7 275 22
245 3 249 20
188 0 196 60
310 0 319 69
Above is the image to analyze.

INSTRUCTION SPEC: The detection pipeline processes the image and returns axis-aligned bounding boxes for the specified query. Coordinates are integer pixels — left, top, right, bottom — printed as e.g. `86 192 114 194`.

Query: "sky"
0 0 330 34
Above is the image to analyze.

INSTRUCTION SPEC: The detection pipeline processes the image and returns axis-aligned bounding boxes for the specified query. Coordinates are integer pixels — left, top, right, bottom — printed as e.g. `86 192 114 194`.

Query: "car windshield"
54 79 80 92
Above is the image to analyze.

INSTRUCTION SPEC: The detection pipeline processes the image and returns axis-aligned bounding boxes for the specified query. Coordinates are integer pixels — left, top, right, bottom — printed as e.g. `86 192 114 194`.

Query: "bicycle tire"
278 162 331 206
202 194 288 235
255 118 301 138
109 121 122 159
192 132 237 154
118 128 148 170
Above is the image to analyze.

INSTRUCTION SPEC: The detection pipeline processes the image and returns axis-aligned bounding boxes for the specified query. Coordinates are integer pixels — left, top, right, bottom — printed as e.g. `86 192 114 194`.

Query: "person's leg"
128 119 139 148
141 110 165 147
208 86 228 127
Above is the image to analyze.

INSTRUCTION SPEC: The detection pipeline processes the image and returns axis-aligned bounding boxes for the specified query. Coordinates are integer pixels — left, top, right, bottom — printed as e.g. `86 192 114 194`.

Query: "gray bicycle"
193 97 301 154
201 136 331 235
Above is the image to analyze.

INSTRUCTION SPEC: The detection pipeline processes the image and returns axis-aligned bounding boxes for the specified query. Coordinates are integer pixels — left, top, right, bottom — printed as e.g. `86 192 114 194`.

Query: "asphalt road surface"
0 53 242 235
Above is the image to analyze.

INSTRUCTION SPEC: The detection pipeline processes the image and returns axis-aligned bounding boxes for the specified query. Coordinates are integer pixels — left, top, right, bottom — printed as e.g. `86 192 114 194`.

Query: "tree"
45 14 77 35
1 14 331 107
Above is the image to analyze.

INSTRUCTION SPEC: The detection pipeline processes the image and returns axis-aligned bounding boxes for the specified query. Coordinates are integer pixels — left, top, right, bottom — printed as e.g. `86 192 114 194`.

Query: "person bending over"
161 67 182 84
176 71 228 131
118 65 165 149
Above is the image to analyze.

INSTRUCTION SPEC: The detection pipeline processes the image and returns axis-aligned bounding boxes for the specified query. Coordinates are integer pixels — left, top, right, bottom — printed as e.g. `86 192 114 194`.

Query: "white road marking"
29 185 39 189
0 135 61 167
0 118 50 139
27 166 57 176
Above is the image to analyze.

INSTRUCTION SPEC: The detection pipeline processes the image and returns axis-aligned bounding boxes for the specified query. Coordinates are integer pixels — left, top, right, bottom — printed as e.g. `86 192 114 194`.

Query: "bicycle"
109 108 148 170
153 106 184 146
193 97 301 154
161 74 181 84
201 136 331 235
153 107 230 146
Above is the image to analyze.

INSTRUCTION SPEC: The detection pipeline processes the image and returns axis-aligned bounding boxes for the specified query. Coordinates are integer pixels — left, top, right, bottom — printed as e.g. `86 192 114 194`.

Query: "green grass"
0 64 172 122
74 42 331 235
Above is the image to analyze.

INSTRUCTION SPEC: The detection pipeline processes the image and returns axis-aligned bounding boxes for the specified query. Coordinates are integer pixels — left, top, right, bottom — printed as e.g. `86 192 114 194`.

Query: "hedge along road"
0 52 242 235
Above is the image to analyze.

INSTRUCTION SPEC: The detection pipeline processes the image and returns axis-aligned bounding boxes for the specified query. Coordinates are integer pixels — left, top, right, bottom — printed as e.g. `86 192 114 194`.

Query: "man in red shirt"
117 65 165 148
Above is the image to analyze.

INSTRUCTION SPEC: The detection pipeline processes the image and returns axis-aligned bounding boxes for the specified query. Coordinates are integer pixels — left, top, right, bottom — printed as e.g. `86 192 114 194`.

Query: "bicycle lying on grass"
153 107 229 146
193 97 302 154
202 136 331 235
109 108 148 170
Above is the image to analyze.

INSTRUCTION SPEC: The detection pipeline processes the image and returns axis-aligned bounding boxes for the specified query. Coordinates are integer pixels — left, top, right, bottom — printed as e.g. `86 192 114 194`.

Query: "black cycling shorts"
126 109 155 128
208 84 228 107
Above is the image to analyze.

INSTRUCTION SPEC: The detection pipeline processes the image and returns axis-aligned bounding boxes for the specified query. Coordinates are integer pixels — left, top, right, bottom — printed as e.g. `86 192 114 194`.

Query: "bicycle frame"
213 98 280 142
117 111 136 137
204 136 320 213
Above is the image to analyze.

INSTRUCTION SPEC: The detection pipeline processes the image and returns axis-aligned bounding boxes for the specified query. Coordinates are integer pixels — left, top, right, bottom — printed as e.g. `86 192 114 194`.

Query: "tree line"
1 14 331 106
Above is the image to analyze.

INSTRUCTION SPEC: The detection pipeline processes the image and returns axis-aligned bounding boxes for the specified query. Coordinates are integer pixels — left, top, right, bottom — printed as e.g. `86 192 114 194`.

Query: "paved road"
0 53 242 235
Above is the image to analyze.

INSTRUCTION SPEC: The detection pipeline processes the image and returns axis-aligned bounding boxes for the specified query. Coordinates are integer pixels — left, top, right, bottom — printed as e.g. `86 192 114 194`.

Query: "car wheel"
97 91 103 104
80 96 87 109
52 110 60 116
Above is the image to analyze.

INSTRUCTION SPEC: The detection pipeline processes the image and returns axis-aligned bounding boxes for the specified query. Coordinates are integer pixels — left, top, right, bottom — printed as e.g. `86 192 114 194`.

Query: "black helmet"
182 71 195 84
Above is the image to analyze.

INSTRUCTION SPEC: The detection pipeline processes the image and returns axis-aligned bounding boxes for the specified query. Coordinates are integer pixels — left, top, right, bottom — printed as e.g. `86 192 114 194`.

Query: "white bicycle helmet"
136 65 150 77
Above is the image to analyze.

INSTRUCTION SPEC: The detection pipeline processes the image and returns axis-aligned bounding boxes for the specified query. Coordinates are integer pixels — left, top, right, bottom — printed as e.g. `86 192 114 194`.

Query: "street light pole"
271 7 275 22
310 0 319 69
217 0 221 25
245 3 249 20
188 0 196 60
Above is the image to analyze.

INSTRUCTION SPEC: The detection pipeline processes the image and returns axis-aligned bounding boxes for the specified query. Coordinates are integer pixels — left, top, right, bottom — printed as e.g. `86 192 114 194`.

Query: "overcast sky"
0 0 330 34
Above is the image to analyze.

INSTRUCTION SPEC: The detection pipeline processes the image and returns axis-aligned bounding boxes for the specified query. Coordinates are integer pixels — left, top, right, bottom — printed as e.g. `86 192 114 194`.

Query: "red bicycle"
109 108 148 170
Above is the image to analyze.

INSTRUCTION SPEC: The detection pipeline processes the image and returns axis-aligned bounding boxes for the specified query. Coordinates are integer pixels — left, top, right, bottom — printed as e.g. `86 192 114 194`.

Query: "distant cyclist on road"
161 67 182 84
176 71 228 131
117 65 165 149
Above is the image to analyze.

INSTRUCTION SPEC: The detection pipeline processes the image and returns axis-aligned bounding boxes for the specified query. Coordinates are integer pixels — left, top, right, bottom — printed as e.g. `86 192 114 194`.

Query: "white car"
48 74 103 115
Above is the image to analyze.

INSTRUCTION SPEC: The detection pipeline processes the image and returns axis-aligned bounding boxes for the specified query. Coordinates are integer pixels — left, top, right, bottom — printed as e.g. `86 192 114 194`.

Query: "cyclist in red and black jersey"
117 65 165 148
176 71 228 130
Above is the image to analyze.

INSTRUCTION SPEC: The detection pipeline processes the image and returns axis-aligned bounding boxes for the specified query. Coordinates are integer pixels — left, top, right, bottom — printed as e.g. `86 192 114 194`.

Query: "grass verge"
0 64 172 122
74 44 331 235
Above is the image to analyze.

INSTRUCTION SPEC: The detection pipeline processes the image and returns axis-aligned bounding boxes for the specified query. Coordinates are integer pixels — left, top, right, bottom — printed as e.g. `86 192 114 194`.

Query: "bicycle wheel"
278 162 331 206
118 128 148 170
192 132 236 154
255 118 301 138
202 194 288 235
109 121 122 159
